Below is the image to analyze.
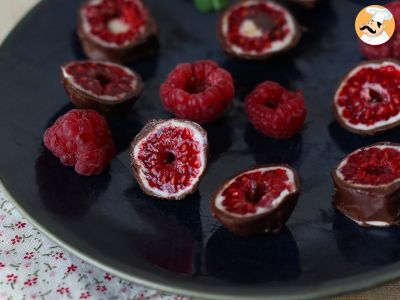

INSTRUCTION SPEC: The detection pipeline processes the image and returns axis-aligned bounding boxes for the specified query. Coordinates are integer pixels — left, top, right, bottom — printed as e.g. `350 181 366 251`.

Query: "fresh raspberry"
245 81 307 139
159 60 234 124
359 1 400 59
43 109 116 176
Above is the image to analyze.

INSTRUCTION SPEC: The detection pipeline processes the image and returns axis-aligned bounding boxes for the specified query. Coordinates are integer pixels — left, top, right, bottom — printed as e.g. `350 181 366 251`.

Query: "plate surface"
1 0 400 299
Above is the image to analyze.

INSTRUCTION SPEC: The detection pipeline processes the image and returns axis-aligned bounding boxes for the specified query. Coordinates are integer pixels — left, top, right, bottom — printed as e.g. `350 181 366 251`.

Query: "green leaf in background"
193 0 229 12
211 0 229 11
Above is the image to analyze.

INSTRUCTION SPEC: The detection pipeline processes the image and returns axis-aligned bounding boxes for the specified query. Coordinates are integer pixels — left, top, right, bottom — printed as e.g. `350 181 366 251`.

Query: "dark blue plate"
1 0 400 298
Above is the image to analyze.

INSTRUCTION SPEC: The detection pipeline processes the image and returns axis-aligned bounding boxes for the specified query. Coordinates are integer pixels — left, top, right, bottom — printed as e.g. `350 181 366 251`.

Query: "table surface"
1 1 400 299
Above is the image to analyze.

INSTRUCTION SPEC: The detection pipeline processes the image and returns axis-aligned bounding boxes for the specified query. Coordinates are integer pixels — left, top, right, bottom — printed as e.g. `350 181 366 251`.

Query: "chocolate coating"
211 164 300 236
216 1 301 60
61 61 143 114
130 119 209 200
332 142 400 226
333 59 400 136
77 1 159 64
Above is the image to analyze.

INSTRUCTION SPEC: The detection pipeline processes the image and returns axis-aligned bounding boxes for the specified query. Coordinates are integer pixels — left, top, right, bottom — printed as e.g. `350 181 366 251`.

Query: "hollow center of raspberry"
221 168 292 215
66 62 135 97
185 76 210 94
84 0 147 45
244 180 267 204
337 66 400 126
138 125 203 194
264 100 280 110
367 88 385 104
339 147 400 185
163 152 176 165
95 74 111 87
364 165 391 176
226 3 289 53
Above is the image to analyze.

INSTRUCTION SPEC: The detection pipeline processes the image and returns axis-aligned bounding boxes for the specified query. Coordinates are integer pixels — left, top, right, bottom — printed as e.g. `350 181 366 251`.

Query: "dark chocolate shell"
216 0 301 60
61 60 143 113
77 0 159 64
332 142 400 226
211 164 300 236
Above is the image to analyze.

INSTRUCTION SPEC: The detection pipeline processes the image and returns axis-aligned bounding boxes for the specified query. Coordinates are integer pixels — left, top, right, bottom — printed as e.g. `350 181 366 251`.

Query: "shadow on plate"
203 118 234 163
106 111 144 154
328 121 400 154
205 227 300 283
123 185 202 275
35 149 110 218
245 124 302 165
284 0 337 55
333 212 400 266
222 56 302 100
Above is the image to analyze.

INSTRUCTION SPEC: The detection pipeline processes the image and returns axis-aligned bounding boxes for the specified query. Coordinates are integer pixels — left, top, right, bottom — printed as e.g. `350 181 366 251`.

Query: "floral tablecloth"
0 190 186 300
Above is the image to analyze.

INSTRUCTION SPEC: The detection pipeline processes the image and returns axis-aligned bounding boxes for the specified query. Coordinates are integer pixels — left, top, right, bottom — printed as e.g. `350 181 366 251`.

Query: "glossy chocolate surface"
211 165 300 236
332 142 400 226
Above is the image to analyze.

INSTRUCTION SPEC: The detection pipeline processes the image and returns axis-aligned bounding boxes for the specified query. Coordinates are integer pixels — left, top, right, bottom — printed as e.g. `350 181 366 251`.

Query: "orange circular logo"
355 5 396 45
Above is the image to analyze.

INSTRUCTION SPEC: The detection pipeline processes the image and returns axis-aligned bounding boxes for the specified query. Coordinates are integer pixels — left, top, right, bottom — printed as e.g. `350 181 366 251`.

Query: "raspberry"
130 119 208 200
43 109 116 176
159 60 234 124
245 81 307 139
359 1 400 60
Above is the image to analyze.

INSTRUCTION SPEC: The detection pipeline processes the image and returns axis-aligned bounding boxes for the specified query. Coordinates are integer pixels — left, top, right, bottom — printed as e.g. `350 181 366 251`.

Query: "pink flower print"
6 273 17 283
11 235 21 244
104 273 113 281
0 262 5 269
67 264 77 273
49 271 57 278
24 277 38 286
30 293 37 299
79 292 91 299
0 215 6 221
53 252 64 260
120 287 128 293
96 285 107 292
24 252 34 260
24 262 32 268
57 287 70 295
15 221 26 229
136 294 147 300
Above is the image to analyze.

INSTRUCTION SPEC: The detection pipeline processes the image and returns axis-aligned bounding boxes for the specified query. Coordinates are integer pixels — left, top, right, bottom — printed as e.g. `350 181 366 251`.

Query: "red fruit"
159 60 235 124
332 142 400 227
78 0 158 64
333 60 400 135
359 1 400 60
245 81 307 139
211 165 300 236
62 60 143 113
217 0 301 60
43 109 116 176
130 119 208 200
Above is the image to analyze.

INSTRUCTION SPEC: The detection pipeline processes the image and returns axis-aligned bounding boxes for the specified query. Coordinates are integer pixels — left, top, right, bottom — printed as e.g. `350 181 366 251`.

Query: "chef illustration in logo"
356 5 395 46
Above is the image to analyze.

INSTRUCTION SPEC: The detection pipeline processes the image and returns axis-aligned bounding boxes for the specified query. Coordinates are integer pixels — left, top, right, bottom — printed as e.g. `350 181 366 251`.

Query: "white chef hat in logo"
366 6 393 24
